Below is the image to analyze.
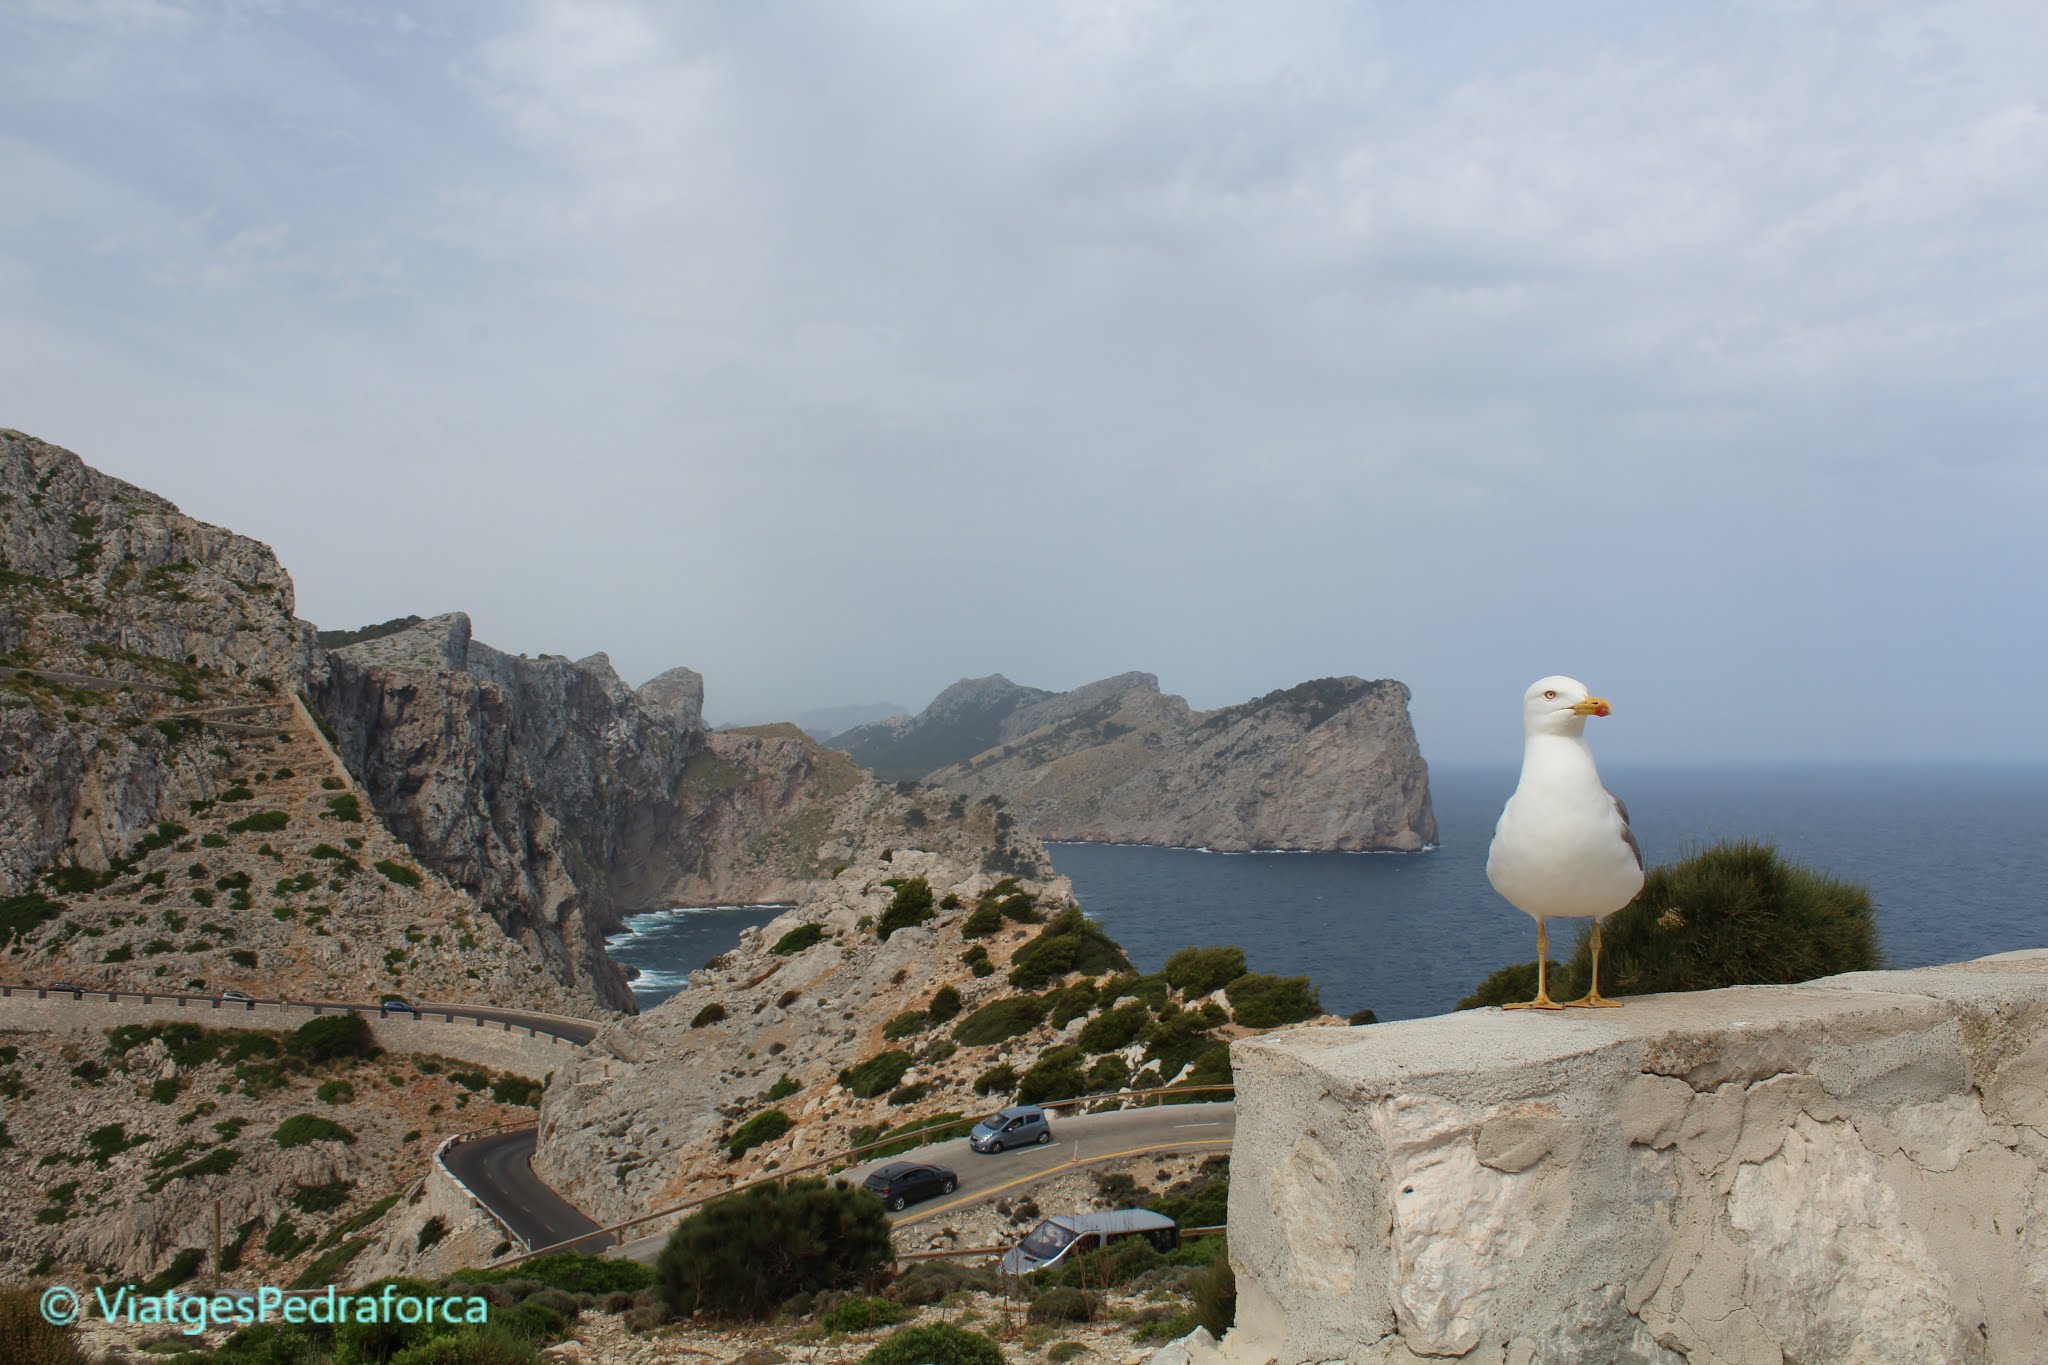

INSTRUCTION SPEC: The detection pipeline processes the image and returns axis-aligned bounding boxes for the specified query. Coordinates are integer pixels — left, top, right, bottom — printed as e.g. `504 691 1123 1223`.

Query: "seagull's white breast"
1487 741 1645 922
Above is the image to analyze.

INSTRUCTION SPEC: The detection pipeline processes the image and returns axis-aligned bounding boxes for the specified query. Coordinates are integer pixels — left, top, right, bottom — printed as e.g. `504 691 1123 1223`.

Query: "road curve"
0 982 601 1045
609 1101 1236 1264
442 1129 610 1254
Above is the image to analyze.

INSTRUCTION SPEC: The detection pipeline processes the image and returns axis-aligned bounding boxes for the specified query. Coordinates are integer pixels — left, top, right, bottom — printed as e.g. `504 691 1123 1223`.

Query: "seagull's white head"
1521 675 1613 737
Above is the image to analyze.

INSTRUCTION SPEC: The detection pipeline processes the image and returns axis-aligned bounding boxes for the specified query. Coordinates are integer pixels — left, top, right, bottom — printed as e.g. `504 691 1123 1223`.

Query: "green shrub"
877 878 936 939
822 1295 911 1332
859 1322 1005 1365
927 984 963 1023
882 1009 929 1041
690 1003 727 1028
771 924 826 955
290 1179 354 1214
1086 1054 1130 1091
225 810 289 834
1045 980 1099 1029
1224 974 1321 1029
325 794 362 822
1164 945 1247 997
492 1075 543 1107
1027 1286 1096 1324
654 1177 891 1320
763 1073 800 1102
1077 1000 1151 1054
1141 1008 1217 1078
886 1082 931 1106
1459 839 1883 1006
416 1216 448 1253
291 1013 377 1063
952 995 1046 1046
960 904 1002 938
264 1215 315 1259
316 1080 354 1104
375 859 423 888
974 1063 1017 1097
1016 1045 1088 1106
726 1109 794 1158
1007 909 1131 990
838 1051 913 1098
274 1114 356 1148
1189 1252 1237 1337
883 1259 998 1306
452 1252 653 1295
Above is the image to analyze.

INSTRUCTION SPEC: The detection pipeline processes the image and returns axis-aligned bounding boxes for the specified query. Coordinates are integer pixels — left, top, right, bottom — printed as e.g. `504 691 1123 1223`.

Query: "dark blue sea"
1047 764 2048 1022
605 766 2047 1020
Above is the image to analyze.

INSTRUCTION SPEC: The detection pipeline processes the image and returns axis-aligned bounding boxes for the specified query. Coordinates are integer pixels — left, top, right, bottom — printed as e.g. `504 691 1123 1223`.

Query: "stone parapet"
1202 950 2048 1365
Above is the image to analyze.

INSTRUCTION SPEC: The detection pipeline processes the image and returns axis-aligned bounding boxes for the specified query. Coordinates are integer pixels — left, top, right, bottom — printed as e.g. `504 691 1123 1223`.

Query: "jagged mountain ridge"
837 671 1438 852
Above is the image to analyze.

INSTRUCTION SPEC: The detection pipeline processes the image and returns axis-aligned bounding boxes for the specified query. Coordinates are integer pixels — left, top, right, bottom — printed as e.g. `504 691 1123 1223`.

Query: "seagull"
1486 675 1645 1010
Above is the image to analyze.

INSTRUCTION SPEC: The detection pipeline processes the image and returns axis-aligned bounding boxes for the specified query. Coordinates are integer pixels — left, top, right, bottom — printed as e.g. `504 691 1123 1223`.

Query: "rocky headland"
832 671 1438 853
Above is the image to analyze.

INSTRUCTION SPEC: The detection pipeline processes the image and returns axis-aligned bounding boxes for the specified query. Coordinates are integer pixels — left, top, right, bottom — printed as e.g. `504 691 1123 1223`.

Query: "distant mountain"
712 700 908 742
832 671 1438 852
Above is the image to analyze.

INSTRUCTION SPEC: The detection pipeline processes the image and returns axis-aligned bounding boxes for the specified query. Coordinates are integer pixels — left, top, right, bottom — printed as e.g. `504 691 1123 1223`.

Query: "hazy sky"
4 2 2044 765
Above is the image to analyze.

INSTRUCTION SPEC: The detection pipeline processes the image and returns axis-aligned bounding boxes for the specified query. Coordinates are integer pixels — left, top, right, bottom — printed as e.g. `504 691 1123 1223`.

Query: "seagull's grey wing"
1612 793 1643 870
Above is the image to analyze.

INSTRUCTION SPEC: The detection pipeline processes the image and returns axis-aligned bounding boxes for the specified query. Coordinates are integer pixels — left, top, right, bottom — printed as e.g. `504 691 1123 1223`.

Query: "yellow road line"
894 1137 1234 1228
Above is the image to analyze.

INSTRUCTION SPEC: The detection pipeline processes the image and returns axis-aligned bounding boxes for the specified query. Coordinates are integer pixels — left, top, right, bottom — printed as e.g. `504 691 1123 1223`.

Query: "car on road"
969 1105 1052 1153
47 982 82 995
862 1161 958 1211
218 990 256 1005
379 996 420 1017
999 1209 1181 1276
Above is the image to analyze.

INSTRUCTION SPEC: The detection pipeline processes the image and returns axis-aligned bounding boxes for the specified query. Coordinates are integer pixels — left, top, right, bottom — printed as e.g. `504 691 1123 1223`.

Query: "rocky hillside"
0 1015 546 1290
535 837 1332 1227
837 671 1438 852
0 431 574 1007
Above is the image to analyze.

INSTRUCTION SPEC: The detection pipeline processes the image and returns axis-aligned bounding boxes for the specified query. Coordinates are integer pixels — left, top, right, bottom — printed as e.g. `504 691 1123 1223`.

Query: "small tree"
1164 945 1248 997
290 1013 377 1063
877 878 937 939
859 1322 1005 1365
655 1178 892 1320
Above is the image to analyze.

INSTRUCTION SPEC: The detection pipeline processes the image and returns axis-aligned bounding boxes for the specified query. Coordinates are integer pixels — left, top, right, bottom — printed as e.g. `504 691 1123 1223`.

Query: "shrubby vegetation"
876 877 936 939
771 924 825 955
1165 945 1247 997
952 995 1046 1046
859 1323 1005 1365
655 1178 891 1320
1459 840 1881 1007
839 1050 914 1098
1007 909 1131 990
1223 973 1320 1029
726 1109 793 1158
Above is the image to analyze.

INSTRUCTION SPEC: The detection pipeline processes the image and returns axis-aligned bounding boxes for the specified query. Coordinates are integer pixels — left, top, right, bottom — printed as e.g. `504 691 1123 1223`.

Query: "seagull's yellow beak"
1570 697 1612 717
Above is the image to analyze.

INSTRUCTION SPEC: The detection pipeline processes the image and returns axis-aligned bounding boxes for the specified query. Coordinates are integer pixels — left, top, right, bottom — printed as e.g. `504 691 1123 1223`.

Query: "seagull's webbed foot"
1503 995 1566 1011
1562 991 1621 1009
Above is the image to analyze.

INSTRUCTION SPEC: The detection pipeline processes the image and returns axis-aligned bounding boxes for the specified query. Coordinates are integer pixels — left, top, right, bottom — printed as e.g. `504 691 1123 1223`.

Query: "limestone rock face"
886 673 1438 853
311 616 708 1011
1204 952 2048 1365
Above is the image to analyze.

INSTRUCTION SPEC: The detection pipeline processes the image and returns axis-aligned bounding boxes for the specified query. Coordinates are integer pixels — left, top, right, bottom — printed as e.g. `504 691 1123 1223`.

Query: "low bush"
655 1177 891 1320
452 1252 652 1295
1015 1045 1088 1106
927 984 963 1023
1459 839 1883 1006
959 904 1002 939
883 1258 997 1306
974 1063 1017 1097
952 995 1046 1047
859 1323 1005 1365
771 924 825 956
1224 974 1321 1029
726 1109 794 1158
876 878 936 939
690 1003 728 1029
273 1114 356 1148
290 1013 378 1063
1007 909 1131 990
1077 1000 1150 1054
225 810 289 834
839 1051 913 1098
0 1287 89 1365
763 1073 800 1102
821 1295 910 1332
1027 1286 1098 1323
1164 945 1247 997
882 1009 929 1041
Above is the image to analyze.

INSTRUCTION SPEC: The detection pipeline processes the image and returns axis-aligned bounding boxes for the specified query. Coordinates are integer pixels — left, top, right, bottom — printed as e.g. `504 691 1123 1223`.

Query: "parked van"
998 1209 1180 1276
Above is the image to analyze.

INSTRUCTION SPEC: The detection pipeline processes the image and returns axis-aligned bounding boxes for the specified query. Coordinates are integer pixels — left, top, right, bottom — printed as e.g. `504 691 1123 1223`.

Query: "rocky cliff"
0 431 583 1007
841 672 1438 853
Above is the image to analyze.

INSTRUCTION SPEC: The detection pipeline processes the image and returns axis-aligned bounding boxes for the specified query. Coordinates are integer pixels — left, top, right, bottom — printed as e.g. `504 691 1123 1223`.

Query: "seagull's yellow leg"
1566 919 1622 1008
1503 919 1564 1010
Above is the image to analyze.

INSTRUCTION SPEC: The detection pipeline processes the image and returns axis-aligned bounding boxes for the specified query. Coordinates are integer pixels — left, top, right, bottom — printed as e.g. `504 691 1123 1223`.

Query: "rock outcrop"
1198 950 2048 1365
0 431 572 1007
840 672 1437 852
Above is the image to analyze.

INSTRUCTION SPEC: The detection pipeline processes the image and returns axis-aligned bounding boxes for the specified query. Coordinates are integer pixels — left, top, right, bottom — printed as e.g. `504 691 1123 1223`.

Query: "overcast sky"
3 2 2044 765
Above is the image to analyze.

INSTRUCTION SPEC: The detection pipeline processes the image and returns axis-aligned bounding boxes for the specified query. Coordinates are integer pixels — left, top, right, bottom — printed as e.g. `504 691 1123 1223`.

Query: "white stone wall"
0 990 574 1079
1199 951 2048 1365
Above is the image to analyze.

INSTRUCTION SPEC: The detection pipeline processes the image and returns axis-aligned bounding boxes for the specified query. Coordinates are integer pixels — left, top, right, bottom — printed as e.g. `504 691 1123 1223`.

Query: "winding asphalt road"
0 982 600 1045
608 1100 1237 1263
442 1130 611 1254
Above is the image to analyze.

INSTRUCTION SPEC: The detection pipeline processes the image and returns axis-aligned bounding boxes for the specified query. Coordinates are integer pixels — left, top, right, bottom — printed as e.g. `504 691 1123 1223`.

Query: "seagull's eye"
1543 690 1557 700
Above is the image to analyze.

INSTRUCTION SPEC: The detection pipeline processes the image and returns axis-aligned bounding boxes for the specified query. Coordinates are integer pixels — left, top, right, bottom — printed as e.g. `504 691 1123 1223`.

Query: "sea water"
1048 764 2048 1022
602 765 2047 1021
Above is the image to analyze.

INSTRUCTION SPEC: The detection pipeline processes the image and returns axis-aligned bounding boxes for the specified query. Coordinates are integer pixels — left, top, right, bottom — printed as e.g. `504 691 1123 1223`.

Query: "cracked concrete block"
1215 953 2048 1364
